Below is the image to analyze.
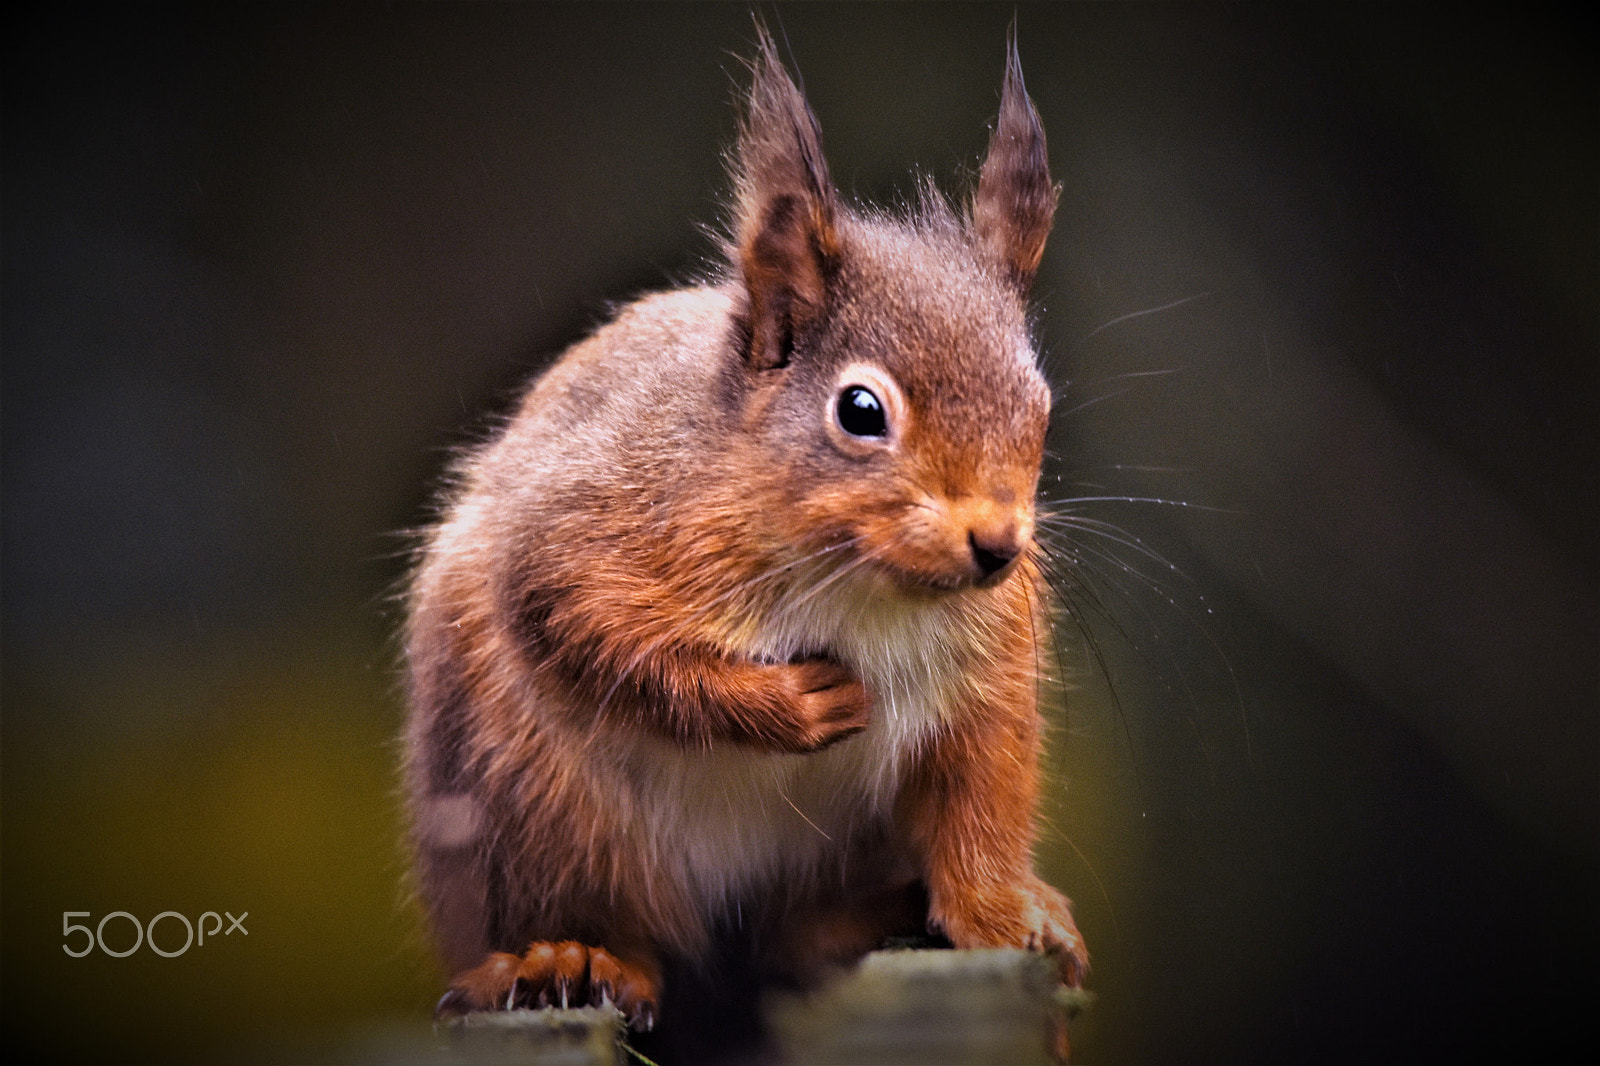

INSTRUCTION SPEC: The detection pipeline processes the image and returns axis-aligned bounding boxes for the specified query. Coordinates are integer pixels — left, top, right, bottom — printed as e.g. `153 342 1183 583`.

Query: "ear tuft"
732 27 840 370
971 26 1058 295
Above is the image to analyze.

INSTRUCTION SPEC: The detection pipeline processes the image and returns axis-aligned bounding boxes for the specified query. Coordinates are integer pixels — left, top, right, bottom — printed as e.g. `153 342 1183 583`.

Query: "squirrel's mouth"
858 546 1025 596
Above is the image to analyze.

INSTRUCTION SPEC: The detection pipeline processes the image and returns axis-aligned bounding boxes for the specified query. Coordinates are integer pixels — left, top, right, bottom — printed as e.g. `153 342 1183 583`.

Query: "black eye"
836 385 888 438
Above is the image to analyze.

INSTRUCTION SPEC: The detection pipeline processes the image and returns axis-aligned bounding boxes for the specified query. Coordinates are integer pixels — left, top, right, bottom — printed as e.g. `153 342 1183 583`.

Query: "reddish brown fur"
404 26 1087 1043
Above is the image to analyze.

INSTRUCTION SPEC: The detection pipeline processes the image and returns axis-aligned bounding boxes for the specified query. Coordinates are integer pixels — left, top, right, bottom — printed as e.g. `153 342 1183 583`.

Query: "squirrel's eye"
836 385 888 438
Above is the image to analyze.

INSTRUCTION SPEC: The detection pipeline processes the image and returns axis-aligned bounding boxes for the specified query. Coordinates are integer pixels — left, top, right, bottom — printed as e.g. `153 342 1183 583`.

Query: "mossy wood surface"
438 948 1086 1065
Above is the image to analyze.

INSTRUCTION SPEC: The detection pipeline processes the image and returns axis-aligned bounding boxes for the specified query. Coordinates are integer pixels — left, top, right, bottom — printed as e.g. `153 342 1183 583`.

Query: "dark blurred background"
4 3 1594 1063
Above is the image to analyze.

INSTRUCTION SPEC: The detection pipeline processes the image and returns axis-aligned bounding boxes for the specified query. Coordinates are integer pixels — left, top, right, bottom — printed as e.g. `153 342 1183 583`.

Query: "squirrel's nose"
968 525 1023 583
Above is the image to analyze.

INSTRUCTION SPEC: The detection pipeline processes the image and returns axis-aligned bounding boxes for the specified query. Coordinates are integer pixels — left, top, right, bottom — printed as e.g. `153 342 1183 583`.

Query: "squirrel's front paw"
931 876 1089 988
767 657 870 751
435 942 659 1031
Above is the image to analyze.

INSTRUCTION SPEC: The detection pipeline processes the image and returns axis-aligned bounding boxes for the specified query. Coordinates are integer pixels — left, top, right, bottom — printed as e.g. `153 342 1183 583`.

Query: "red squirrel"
403 27 1088 1041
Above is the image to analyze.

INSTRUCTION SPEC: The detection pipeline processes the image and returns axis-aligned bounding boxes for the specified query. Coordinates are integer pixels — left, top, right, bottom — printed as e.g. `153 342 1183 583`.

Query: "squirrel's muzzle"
950 494 1033 587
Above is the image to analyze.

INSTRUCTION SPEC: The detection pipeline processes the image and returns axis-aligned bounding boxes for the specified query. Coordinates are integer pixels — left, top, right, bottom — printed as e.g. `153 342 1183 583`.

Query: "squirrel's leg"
902 663 1089 988
535 616 871 754
509 569 872 753
640 650 871 753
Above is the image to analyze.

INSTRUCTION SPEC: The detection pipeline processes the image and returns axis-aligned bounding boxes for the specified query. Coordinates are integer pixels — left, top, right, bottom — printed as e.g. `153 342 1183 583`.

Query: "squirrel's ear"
972 28 1058 295
732 30 840 370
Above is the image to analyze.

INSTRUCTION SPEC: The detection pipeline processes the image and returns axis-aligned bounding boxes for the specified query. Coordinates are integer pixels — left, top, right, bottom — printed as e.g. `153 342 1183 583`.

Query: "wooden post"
436 948 1088 1065
445 1005 625 1066
769 948 1088 1065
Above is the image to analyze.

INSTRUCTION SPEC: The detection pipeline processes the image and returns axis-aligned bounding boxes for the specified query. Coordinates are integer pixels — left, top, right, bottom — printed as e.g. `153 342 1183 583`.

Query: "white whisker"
1043 495 1242 515
1077 292 1211 344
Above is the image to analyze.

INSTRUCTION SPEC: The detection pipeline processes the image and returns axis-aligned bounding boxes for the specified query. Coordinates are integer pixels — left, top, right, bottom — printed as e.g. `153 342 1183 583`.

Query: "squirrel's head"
723 28 1056 596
